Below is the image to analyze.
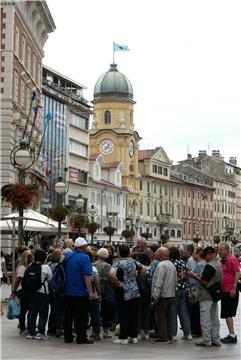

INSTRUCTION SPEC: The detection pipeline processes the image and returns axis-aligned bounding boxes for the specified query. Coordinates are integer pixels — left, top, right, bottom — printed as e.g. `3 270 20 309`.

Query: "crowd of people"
5 238 241 347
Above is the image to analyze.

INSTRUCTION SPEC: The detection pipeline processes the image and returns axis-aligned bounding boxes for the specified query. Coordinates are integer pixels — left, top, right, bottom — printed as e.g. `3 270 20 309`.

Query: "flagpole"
113 43 115 64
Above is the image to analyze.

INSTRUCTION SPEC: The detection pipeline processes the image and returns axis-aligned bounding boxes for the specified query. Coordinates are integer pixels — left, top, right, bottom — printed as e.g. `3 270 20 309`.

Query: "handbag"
187 286 198 305
206 282 223 302
7 298 20 320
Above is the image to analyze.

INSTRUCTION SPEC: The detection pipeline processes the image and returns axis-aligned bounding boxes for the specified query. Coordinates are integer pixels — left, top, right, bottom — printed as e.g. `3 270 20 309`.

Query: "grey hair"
219 242 230 252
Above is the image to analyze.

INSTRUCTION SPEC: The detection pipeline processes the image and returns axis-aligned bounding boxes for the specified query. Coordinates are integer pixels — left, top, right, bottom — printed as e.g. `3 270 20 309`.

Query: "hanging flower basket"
121 229 135 239
213 236 221 244
141 232 152 240
48 205 70 222
87 222 100 235
193 237 201 244
1 183 38 211
70 214 88 230
103 226 116 236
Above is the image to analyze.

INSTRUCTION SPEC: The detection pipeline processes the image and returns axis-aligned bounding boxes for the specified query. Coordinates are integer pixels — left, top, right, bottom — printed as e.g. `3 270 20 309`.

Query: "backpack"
49 252 77 293
21 262 43 292
49 262 65 293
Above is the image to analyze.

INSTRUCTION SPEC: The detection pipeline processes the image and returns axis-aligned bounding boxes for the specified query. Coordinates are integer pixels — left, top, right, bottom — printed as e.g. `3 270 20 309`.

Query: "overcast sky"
44 0 241 166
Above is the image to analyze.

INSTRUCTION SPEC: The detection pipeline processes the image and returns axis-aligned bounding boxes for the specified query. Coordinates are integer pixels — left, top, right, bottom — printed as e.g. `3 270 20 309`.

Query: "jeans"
64 295 89 342
116 297 139 339
48 292 64 332
171 289 191 336
27 292 49 336
90 299 101 335
199 300 220 344
16 289 29 332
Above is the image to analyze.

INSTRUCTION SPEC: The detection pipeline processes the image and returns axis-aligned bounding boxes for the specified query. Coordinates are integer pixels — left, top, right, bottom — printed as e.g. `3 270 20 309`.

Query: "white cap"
74 237 88 247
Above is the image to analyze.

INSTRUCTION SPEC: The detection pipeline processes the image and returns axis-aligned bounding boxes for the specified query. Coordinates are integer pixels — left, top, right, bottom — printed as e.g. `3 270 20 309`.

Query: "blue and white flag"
113 42 129 51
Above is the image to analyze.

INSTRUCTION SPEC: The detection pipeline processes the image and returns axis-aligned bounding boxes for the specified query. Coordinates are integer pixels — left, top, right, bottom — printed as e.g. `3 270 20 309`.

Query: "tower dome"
94 64 133 100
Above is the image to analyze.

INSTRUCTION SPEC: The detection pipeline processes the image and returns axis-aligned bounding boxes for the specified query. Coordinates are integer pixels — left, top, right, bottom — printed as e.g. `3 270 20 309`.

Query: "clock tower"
89 63 141 193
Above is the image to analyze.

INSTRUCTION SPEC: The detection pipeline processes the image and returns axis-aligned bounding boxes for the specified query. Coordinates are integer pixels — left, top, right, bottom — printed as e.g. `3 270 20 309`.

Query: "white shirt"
0 257 5 279
37 264 52 294
16 265 26 291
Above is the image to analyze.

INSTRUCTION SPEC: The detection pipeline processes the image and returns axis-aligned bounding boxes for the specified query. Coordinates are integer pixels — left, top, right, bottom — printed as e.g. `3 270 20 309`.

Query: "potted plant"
103 226 116 236
48 205 70 222
141 232 152 240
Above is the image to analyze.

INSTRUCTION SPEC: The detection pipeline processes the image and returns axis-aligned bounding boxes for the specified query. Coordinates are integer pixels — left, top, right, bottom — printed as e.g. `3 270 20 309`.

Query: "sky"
44 0 241 166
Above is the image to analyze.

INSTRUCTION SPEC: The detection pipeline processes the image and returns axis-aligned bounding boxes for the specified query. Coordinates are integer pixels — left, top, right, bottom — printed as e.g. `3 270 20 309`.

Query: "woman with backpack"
10 250 33 335
22 249 52 340
47 249 64 337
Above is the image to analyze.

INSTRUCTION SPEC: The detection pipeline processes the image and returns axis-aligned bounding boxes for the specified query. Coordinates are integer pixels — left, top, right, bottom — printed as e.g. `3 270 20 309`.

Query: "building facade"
41 65 91 211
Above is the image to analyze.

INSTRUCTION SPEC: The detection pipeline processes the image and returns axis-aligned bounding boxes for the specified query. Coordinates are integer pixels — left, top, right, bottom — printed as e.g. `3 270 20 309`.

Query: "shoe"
212 342 221 347
77 338 94 344
195 342 211 347
129 337 138 344
182 334 193 340
221 335 237 344
103 334 112 339
168 337 177 343
19 330 27 336
152 338 169 344
93 335 101 341
144 333 150 340
35 333 49 340
113 339 128 345
26 334 35 339
55 329 63 338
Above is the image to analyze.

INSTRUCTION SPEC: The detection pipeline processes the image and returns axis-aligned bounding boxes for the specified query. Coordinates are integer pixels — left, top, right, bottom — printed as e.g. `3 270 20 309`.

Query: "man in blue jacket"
63 237 95 344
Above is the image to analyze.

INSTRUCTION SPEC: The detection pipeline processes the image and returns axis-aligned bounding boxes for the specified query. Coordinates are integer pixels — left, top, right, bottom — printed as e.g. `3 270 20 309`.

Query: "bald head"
155 247 169 261
136 238 147 251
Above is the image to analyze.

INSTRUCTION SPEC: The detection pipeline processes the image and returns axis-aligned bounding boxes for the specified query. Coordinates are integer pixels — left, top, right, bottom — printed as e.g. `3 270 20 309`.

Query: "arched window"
104 111 111 125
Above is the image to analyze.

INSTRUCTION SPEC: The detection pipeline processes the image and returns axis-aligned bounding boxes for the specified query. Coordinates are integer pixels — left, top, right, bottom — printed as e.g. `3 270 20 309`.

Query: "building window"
163 168 168 176
158 166 162 175
154 203 157 216
71 113 88 130
27 45 31 73
20 79 25 109
14 70 19 103
32 53 36 80
69 140 88 157
147 202 150 216
14 26 20 57
21 36 26 64
104 110 111 124
139 180 142 191
177 230 181 238
171 229 175 237
153 165 157 173
154 183 156 193
147 182 150 193
140 201 143 215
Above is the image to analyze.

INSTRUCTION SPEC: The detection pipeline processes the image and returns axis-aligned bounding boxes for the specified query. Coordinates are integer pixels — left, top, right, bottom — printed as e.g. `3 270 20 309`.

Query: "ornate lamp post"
106 213 116 244
87 205 99 245
9 139 35 245
158 214 170 246
54 175 69 239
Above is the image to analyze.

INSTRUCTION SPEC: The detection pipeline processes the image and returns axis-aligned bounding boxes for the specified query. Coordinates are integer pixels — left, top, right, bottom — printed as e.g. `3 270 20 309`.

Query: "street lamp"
54 175 69 239
158 214 170 245
107 213 116 243
9 139 35 245
88 205 98 245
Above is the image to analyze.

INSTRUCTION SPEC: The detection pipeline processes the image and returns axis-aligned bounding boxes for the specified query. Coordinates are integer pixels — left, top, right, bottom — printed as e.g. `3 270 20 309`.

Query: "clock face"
129 140 135 157
100 139 114 155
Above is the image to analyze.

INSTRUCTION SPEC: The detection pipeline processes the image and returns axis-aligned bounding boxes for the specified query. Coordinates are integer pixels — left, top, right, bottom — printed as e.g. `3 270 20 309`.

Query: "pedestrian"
63 237 95 344
218 242 240 344
94 247 115 339
26 249 52 340
151 247 177 344
169 246 192 341
110 244 143 345
10 250 33 334
1 251 10 315
188 246 222 347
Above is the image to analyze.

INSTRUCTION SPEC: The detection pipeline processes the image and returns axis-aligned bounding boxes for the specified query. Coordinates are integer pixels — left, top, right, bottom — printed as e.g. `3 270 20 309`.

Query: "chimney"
229 157 237 166
198 150 207 159
212 150 220 159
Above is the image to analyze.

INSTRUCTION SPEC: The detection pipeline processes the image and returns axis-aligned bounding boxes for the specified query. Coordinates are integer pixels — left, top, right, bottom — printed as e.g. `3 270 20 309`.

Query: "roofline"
42 64 87 90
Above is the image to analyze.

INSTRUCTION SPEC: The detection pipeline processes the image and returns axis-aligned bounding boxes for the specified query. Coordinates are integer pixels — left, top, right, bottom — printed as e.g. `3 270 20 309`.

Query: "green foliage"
48 205 69 222
70 214 88 230
103 226 116 236
87 222 100 235
141 232 152 240
160 234 169 244
121 229 135 239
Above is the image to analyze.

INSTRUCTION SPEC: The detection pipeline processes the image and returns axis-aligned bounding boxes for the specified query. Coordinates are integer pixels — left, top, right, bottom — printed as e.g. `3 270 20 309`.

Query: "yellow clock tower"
89 63 141 193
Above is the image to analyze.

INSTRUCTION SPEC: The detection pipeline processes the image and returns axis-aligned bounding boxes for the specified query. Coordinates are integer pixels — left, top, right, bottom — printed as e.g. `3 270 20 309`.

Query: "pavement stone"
1 284 240 360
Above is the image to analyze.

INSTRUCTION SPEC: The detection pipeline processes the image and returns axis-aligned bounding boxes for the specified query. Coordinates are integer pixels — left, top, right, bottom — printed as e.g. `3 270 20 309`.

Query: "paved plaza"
1 284 240 360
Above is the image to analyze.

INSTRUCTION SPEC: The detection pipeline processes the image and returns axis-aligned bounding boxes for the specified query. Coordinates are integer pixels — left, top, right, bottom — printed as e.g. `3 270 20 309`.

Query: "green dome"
94 64 133 100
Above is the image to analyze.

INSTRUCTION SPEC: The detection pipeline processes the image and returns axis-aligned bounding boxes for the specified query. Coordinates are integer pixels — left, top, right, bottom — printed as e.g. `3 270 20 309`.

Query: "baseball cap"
74 237 88 247
201 246 215 257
